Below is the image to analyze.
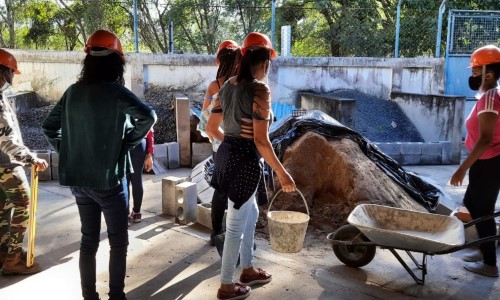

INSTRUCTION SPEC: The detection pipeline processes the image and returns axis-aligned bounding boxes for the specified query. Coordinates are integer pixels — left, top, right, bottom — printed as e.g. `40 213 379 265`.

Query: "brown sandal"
217 283 251 300
240 268 272 286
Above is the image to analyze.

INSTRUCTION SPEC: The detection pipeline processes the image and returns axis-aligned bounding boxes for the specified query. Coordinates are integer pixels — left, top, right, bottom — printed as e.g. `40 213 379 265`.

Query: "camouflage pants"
0 166 31 255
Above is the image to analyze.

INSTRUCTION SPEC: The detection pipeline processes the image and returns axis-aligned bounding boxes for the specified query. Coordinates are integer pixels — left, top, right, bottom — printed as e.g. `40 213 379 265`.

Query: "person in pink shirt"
450 44 500 277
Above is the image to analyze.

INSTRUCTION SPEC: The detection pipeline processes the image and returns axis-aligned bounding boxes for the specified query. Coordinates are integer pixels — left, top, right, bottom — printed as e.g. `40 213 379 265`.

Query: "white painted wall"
8 50 444 104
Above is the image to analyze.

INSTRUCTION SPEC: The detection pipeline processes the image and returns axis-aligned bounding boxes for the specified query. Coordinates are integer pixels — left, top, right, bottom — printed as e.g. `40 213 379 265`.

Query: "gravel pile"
17 86 183 151
324 89 424 143
17 87 424 151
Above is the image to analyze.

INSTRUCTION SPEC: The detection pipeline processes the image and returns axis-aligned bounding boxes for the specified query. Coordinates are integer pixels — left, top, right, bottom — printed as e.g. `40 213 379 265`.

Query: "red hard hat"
0 49 21 74
469 45 500 68
84 30 125 60
241 32 276 60
216 40 239 65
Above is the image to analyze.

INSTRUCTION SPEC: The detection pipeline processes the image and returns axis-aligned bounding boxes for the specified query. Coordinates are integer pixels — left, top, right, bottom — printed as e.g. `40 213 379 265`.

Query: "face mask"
1 72 12 92
468 75 482 91
0 82 10 92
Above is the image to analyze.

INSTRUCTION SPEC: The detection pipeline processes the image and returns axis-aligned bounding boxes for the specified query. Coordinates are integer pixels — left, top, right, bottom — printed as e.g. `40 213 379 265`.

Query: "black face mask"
468 75 482 91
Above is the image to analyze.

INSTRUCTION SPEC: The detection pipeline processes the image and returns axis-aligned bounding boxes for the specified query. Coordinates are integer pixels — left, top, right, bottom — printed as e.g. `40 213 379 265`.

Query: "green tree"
23 1 58 49
0 0 27 48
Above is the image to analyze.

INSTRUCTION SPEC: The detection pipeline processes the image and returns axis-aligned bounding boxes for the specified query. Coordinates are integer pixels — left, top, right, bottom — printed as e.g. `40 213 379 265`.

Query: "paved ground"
0 165 499 300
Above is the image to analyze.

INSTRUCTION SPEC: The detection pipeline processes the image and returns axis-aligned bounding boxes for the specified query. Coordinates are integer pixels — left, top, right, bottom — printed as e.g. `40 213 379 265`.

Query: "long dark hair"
236 47 270 82
486 62 500 81
77 47 125 86
216 47 241 81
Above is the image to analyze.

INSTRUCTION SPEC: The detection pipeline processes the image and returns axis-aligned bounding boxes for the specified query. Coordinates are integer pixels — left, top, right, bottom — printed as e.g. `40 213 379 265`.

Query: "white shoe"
462 250 483 262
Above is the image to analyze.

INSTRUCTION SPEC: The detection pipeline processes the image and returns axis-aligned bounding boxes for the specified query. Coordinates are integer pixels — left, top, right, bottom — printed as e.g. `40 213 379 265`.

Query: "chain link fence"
449 10 500 55
1 1 499 58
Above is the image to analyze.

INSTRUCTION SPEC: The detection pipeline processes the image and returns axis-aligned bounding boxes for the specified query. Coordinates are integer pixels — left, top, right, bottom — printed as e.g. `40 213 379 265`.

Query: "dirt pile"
264 131 426 232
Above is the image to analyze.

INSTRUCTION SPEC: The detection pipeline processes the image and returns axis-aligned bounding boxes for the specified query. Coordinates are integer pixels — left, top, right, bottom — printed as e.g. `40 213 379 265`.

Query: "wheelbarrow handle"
434 234 500 255
464 211 500 229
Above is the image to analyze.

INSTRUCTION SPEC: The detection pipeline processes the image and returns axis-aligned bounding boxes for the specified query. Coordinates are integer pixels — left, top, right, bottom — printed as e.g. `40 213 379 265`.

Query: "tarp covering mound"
269 110 440 212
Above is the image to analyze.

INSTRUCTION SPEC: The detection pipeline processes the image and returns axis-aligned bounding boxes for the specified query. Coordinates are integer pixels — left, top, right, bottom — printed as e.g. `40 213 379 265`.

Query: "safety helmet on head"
468 45 500 68
216 40 239 65
84 30 125 60
241 32 276 60
0 49 21 74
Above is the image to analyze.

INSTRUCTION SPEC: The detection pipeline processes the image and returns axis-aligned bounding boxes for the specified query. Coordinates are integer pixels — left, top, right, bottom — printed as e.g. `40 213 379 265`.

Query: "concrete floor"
0 165 499 300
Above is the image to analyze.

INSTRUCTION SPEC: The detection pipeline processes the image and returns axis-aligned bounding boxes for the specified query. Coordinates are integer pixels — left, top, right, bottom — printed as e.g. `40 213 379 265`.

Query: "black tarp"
269 110 440 212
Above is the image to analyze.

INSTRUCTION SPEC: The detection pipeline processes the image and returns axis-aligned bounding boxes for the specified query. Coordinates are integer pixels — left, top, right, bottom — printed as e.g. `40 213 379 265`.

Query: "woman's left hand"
144 154 153 172
450 166 467 186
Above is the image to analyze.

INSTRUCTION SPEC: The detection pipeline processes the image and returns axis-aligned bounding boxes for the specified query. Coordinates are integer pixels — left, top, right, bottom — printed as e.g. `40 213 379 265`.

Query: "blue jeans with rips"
71 179 129 300
220 194 259 284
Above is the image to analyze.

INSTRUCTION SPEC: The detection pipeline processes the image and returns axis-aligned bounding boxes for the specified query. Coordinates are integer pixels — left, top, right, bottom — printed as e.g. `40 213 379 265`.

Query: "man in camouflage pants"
0 48 48 275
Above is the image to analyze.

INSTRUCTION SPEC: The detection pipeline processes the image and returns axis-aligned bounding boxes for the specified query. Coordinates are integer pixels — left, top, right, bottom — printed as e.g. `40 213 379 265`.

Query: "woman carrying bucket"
206 32 296 300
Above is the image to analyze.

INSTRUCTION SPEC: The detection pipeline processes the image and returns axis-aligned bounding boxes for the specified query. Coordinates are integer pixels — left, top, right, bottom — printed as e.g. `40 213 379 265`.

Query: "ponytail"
236 47 270 82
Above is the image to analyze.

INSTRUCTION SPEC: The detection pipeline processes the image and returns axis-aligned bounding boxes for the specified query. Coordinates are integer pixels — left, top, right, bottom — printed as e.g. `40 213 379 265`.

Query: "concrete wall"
8 50 445 104
390 92 465 164
300 93 356 129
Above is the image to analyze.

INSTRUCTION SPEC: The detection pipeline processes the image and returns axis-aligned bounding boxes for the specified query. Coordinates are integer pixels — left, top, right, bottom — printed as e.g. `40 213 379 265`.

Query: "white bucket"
267 189 310 253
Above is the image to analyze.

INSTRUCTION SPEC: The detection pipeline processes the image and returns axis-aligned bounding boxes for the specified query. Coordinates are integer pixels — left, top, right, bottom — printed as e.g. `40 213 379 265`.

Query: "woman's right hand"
277 170 296 193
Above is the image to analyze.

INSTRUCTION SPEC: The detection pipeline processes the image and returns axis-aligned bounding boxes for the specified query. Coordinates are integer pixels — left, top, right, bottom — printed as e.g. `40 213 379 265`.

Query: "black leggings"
211 151 228 236
463 155 500 266
127 139 147 213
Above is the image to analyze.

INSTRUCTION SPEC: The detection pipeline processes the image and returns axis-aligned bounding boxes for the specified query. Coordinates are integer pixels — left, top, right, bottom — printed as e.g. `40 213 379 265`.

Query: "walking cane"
27 165 39 267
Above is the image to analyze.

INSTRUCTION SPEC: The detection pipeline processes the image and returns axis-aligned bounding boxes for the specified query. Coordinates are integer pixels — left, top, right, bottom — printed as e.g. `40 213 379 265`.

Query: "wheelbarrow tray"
347 204 465 253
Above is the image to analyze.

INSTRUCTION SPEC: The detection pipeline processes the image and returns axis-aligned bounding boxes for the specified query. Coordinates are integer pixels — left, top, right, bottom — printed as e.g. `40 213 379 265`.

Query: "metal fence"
448 10 500 55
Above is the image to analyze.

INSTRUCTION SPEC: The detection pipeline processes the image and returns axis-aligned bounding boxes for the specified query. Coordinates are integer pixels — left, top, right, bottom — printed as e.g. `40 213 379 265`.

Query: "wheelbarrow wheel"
332 224 376 268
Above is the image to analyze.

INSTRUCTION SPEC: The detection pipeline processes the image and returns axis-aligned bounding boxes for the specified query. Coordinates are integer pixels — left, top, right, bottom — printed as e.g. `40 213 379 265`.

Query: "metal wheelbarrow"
327 204 500 285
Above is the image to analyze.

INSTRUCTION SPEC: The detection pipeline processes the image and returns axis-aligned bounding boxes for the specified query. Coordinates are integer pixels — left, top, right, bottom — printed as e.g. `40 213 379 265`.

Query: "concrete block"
400 142 422 155
154 143 168 167
192 142 213 156
420 154 442 165
166 142 180 169
421 142 442 156
400 154 421 165
175 181 197 225
50 151 59 180
374 142 401 156
196 203 212 229
162 176 186 216
175 94 191 167
191 142 212 167
32 150 51 181
440 141 453 165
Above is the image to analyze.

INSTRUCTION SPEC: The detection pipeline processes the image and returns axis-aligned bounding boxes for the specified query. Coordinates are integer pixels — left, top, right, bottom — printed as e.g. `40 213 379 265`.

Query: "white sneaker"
462 250 483 262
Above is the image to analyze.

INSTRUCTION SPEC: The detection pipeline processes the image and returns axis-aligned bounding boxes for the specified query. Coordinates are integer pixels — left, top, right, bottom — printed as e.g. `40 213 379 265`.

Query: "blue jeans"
220 194 258 284
71 179 129 300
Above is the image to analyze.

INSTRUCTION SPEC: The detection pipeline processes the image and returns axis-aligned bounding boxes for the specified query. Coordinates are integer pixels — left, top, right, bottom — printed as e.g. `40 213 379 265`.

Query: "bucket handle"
267 188 309 216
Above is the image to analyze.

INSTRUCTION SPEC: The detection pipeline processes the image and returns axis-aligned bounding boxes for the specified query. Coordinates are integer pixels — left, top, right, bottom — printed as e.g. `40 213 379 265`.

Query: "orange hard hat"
0 49 21 74
241 32 276 60
84 30 125 60
469 45 500 68
216 40 240 65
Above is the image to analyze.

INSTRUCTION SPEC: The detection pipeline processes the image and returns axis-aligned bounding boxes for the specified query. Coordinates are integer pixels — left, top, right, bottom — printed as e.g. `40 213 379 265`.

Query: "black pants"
127 139 147 213
211 188 228 236
211 150 228 236
463 155 500 266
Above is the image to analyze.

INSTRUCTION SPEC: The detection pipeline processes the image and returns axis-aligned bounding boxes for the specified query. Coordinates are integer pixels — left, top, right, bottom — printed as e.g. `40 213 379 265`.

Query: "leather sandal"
240 268 272 286
217 283 251 300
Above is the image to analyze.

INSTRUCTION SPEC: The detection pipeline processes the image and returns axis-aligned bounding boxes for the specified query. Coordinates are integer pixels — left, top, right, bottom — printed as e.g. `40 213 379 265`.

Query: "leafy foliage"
0 0 499 57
